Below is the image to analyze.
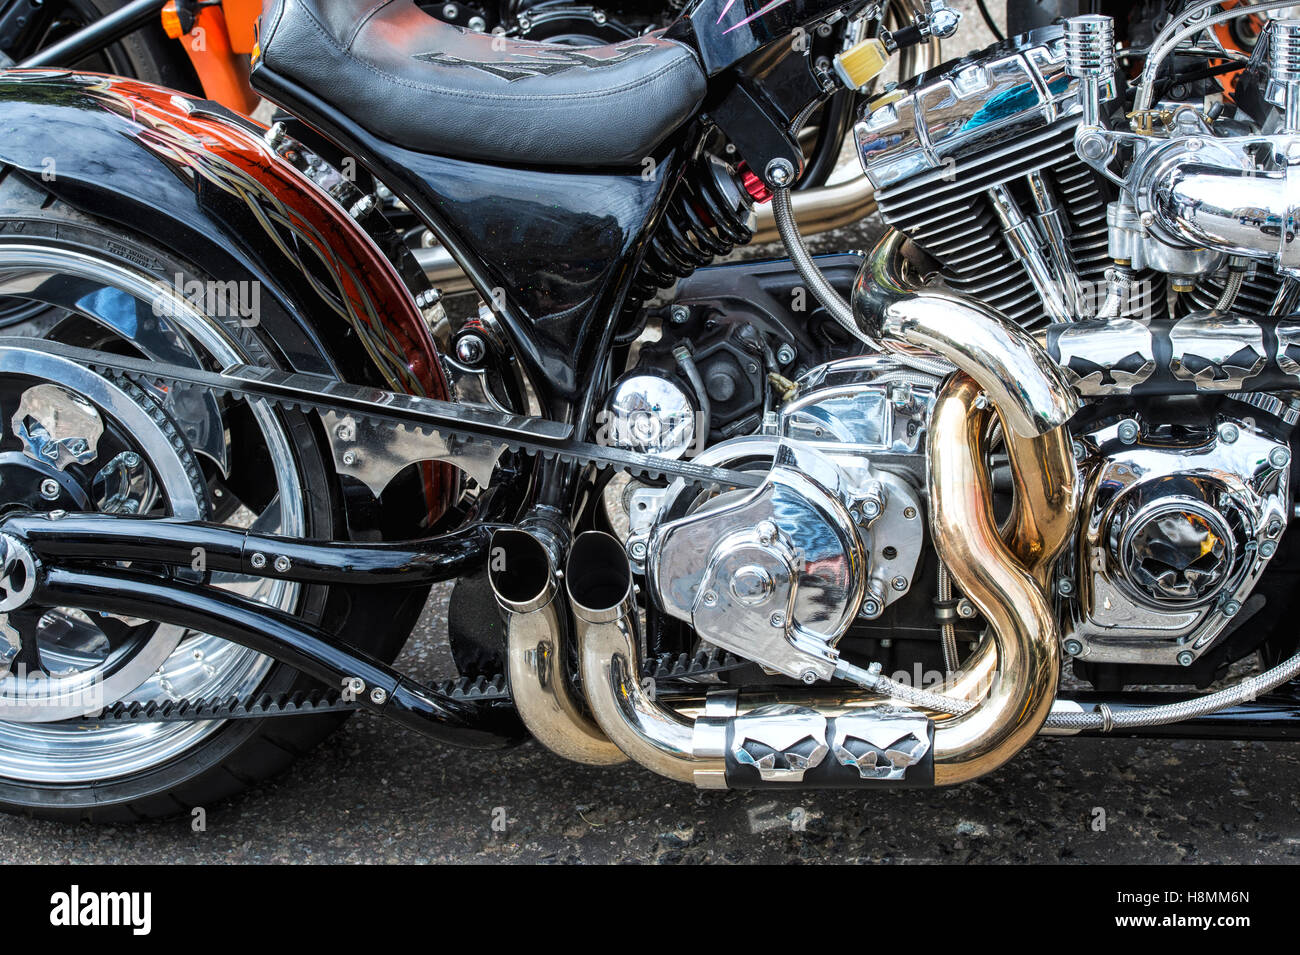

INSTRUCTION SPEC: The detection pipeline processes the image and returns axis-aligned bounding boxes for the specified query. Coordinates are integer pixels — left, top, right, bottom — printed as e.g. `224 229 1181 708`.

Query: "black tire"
0 170 426 821
1 0 200 92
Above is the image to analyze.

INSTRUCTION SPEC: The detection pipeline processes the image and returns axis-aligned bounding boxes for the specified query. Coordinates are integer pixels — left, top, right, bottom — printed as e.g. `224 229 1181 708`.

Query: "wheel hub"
0 348 205 720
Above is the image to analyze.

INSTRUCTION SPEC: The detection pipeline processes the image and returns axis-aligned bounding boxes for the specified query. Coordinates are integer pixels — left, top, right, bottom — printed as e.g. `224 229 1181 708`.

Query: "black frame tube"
34 565 526 749
17 0 169 68
3 513 500 587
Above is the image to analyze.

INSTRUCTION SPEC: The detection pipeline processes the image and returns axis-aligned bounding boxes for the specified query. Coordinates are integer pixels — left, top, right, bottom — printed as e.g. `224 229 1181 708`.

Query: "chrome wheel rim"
0 244 305 783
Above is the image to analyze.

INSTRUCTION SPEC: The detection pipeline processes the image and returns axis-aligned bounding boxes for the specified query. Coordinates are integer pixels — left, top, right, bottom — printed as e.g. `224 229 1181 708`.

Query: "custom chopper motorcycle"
0 0 1299 819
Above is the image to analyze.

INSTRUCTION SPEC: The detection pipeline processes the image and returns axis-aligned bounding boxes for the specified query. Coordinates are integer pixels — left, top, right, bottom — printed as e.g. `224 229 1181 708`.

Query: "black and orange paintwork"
0 70 456 518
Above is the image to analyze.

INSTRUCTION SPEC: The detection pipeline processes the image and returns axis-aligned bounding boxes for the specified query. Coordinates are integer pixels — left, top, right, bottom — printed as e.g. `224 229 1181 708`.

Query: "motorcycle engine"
855 26 1298 681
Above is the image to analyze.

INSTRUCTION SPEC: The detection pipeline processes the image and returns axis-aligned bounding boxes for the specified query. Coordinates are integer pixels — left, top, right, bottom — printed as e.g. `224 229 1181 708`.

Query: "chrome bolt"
973 392 989 410
1117 419 1140 444
455 334 485 366
628 540 647 560
769 612 787 628
250 552 267 570
890 575 908 592
593 10 606 23
39 479 59 501
1072 439 1087 461
756 520 778 544
342 450 358 466
1219 422 1240 444
701 590 718 607
903 506 917 520
1063 639 1084 657
799 669 817 685
369 687 387 705
1222 599 1241 617
861 499 882 520
1057 578 1075 596
1270 446 1291 469
274 555 292 573
1261 540 1278 558
669 305 690 325
860 598 881 618
1268 519 1285 537
1177 650 1195 667
776 343 796 365
956 599 976 619
467 15 486 30
765 158 795 188
47 509 66 520
346 676 365 695
335 422 355 442
122 452 141 468
441 3 457 17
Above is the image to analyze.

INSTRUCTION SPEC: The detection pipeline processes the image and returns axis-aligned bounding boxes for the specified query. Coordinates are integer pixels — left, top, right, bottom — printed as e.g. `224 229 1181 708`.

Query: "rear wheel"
0 170 423 821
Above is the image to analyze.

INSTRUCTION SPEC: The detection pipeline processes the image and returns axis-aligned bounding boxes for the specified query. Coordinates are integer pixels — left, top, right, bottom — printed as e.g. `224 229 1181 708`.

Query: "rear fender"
0 69 454 522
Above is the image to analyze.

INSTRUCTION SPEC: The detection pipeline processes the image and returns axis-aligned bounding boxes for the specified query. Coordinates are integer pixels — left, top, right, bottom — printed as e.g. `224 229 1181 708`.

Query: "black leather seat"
256 0 708 167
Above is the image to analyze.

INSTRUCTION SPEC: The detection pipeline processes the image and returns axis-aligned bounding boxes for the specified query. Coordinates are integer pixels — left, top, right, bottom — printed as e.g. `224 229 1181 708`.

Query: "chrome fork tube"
489 528 625 766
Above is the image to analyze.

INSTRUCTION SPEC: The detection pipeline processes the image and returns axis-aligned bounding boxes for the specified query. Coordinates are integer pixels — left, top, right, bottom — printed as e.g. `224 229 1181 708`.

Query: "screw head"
250 552 267 569
342 450 358 466
860 598 881 618
701 590 718 607
335 422 355 442
1057 578 1075 596
861 499 882 520
1268 519 1285 537
765 158 795 188
1072 439 1087 461
369 686 388 705
799 669 817 685
441 3 457 17
1117 419 1140 444
273 555 292 573
769 612 786 628
1261 539 1278 558
1177 650 1195 667
1270 445 1291 469
890 575 908 592
775 343 796 365
903 506 917 520
669 305 690 325
122 452 141 468
1222 599 1241 617
1219 422 1240 444
346 676 365 695
628 540 647 560
39 478 59 501
956 599 976 619
1063 639 1084 656
467 14 486 29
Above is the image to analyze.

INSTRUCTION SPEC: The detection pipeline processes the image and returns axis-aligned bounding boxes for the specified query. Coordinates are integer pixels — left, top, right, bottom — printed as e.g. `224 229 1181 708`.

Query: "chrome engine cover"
1064 411 1291 667
642 357 932 682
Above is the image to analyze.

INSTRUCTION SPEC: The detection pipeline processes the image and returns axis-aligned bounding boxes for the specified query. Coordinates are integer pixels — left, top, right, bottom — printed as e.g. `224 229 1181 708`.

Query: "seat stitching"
285 11 702 107
343 0 399 50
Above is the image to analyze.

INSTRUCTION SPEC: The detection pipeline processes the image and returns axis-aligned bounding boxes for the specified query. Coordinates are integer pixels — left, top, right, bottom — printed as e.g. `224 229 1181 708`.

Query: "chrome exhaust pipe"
568 532 719 784
852 230 1081 437
489 527 625 766
572 531 939 788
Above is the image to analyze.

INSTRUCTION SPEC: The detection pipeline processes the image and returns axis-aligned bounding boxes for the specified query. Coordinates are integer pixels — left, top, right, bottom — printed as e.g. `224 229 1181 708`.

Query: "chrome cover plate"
855 29 1080 190
1064 411 1290 666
